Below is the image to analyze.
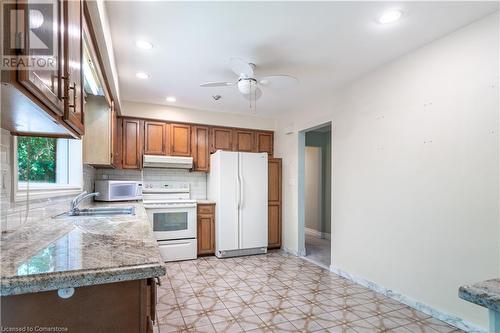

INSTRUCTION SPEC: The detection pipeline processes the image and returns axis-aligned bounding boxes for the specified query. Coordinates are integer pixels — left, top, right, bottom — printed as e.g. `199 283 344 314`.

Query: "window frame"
13 136 83 202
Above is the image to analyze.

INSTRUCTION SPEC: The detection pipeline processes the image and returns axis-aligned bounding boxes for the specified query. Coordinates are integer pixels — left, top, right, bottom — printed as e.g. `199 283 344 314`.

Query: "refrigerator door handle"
240 176 244 209
236 176 240 208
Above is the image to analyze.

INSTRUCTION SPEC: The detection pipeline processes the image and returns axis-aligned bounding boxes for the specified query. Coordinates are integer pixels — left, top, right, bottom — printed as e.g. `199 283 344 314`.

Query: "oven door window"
153 212 188 232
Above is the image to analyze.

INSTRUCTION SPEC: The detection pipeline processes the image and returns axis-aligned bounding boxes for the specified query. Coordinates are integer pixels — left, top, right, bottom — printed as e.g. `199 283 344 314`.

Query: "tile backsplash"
95 168 207 199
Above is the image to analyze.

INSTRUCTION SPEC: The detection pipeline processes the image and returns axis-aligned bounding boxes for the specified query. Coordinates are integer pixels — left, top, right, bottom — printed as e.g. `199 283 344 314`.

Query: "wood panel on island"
2 278 157 333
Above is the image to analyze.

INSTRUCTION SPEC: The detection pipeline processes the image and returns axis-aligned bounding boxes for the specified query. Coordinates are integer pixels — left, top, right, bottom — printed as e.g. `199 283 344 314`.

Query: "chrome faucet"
69 191 100 216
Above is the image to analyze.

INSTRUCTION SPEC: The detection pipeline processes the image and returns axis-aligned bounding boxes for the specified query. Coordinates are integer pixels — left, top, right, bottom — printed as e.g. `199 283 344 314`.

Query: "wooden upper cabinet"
170 124 191 156
268 158 282 249
62 0 84 134
122 118 143 169
14 0 64 117
233 129 256 152
144 121 168 155
256 132 274 156
192 126 209 172
210 127 233 153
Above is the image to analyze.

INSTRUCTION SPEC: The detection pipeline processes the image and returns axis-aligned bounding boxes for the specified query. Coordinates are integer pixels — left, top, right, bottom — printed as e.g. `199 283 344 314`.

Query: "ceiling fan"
200 58 298 111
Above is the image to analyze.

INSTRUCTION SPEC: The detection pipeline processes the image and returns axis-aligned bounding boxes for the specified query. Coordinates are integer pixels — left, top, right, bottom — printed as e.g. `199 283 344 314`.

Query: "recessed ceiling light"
136 72 149 79
135 40 153 50
379 9 403 24
166 96 176 102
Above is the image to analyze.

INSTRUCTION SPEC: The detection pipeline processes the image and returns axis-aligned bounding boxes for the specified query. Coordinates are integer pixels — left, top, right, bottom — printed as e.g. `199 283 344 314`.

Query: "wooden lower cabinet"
197 203 215 255
1 278 158 333
268 158 282 249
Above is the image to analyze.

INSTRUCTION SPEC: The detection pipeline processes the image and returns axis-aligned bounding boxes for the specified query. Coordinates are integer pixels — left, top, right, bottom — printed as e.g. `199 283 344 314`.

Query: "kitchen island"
459 279 500 333
1 201 166 333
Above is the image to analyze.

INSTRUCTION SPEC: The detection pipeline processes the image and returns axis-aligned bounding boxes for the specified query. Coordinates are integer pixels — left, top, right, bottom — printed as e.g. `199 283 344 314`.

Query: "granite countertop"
1 201 165 296
459 278 500 312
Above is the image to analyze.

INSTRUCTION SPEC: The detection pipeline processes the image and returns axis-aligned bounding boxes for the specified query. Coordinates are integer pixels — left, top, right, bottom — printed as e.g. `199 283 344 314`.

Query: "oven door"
146 206 196 240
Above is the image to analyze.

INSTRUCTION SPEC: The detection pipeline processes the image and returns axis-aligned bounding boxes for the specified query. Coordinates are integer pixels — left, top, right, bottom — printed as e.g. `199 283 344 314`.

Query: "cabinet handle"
68 82 77 110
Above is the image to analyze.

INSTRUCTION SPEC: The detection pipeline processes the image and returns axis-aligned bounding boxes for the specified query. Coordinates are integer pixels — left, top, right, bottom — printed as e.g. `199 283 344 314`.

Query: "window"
15 136 82 200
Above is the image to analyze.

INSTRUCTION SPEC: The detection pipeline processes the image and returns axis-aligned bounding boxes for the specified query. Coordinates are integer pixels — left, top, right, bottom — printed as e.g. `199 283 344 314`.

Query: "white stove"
143 182 197 262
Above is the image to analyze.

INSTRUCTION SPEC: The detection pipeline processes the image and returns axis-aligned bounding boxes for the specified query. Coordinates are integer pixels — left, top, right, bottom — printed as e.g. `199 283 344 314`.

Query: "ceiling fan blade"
230 57 254 78
200 81 234 87
242 87 262 101
258 75 298 87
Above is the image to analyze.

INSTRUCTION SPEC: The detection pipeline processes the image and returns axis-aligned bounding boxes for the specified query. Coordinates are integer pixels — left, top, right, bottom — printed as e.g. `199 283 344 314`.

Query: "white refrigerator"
208 151 268 258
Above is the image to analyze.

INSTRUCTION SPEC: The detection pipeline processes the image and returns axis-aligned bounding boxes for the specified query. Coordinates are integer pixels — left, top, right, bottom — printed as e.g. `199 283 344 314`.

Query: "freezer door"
239 152 268 249
214 151 240 252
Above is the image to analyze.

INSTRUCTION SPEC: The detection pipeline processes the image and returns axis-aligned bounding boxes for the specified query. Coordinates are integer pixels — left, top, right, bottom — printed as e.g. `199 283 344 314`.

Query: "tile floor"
155 251 464 333
305 233 331 268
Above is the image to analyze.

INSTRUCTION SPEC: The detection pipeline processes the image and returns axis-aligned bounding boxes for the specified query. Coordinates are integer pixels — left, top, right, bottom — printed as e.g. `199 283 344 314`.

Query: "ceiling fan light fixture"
166 96 176 102
237 79 257 95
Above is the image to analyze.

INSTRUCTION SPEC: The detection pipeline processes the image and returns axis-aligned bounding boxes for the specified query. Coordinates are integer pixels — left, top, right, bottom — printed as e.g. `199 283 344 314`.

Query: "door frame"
298 121 332 266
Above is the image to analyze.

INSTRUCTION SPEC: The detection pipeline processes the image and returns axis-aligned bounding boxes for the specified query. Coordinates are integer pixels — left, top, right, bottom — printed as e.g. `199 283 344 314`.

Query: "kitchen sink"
59 206 136 217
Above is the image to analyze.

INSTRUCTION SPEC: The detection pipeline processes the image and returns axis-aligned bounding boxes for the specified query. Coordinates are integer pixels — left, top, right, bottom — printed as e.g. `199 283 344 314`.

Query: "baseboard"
329 265 486 333
283 246 306 257
305 227 331 240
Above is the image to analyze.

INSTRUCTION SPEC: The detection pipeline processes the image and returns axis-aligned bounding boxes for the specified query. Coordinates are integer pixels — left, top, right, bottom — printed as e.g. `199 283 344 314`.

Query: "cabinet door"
197 215 214 255
192 126 209 172
170 124 191 156
122 119 143 169
268 158 282 249
210 127 233 152
112 107 122 168
15 0 64 115
233 129 256 152
62 0 84 134
144 121 168 155
268 203 281 249
256 132 274 156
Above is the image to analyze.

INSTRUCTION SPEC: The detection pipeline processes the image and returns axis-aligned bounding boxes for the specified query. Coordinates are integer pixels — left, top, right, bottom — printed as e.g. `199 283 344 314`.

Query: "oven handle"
143 204 197 209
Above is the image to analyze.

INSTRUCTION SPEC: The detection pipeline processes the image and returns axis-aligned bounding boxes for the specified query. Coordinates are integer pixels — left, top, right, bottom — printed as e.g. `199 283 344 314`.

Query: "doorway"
299 123 332 268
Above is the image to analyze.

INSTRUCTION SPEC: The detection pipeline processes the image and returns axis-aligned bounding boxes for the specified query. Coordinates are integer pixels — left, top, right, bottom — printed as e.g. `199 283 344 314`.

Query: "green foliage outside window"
17 136 56 183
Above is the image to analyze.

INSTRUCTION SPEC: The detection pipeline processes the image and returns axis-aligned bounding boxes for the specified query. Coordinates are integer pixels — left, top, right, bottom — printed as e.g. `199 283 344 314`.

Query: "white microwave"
94 180 143 201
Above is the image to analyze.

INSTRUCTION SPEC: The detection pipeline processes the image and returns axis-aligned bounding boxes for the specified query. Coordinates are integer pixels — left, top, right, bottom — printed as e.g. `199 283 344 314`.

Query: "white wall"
274 13 499 329
305 146 322 232
121 101 276 131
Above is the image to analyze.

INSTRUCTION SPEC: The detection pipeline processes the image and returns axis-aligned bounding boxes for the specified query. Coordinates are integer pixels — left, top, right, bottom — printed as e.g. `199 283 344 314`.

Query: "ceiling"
106 2 498 117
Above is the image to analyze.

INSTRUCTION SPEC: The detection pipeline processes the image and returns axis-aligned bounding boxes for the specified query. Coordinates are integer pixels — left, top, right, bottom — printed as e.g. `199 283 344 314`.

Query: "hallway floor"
154 251 464 332
305 233 331 268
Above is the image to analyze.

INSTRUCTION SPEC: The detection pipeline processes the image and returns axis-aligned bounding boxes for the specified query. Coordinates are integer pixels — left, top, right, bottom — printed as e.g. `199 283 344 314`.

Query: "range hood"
143 155 193 169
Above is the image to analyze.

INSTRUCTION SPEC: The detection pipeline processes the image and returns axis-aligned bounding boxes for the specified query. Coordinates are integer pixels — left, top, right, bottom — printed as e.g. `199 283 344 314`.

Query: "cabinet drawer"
197 204 214 215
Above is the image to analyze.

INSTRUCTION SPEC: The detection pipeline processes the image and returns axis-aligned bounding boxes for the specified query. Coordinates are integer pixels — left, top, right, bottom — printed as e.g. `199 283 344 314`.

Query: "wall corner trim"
329 265 486 333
